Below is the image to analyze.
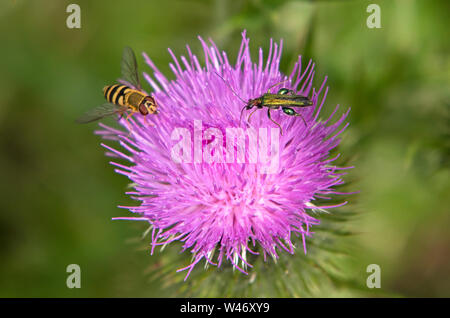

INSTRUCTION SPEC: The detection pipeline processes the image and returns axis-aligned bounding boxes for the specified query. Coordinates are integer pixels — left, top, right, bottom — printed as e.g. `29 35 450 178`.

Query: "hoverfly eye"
139 103 149 115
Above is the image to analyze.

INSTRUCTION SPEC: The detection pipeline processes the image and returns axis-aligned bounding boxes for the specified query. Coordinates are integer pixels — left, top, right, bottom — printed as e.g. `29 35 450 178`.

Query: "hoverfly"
76 47 158 125
215 73 313 135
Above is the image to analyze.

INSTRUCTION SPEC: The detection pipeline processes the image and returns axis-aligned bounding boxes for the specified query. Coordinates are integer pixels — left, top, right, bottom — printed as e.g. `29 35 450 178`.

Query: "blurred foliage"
0 0 448 297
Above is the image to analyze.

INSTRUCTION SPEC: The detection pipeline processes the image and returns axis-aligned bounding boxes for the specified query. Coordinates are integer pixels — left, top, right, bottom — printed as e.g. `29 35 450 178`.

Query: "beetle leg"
282 107 307 126
297 112 307 126
239 105 247 126
247 108 259 123
267 109 283 136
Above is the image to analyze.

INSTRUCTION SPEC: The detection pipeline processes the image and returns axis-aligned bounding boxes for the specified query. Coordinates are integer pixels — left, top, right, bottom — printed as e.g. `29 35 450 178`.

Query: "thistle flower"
98 31 352 281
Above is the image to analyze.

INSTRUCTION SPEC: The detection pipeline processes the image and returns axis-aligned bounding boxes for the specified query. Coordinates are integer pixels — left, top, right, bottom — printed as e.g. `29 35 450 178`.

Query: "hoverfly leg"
267 109 283 136
143 114 155 128
143 114 148 126
117 108 126 120
125 111 136 134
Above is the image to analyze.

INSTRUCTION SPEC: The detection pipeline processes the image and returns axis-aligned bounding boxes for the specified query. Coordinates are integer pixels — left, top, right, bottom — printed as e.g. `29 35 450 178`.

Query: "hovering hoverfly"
215 73 313 135
76 47 158 125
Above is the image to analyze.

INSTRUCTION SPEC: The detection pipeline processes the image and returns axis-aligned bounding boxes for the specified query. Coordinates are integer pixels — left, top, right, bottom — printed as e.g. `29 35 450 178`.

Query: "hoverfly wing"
76 103 124 124
121 46 141 89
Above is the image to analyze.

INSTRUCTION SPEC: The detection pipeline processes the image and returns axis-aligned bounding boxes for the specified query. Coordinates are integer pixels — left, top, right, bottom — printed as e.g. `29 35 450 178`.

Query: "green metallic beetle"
241 85 314 135
215 72 314 135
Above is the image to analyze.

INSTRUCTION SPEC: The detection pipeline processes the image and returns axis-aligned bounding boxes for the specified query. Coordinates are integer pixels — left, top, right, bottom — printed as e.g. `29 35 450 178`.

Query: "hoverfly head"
140 96 158 115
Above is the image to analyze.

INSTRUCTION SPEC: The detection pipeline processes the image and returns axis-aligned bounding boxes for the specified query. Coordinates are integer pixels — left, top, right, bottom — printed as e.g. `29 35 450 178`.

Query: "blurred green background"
0 0 448 297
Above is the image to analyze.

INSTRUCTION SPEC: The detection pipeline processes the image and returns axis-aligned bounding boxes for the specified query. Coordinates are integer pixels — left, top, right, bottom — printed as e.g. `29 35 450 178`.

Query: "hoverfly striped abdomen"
103 84 130 107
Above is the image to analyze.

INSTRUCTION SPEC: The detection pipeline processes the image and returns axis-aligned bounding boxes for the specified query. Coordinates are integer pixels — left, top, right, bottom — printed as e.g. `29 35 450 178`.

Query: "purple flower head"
98 31 352 280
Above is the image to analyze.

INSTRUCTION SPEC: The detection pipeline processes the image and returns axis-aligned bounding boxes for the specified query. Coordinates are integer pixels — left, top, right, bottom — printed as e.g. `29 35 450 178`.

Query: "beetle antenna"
267 79 290 93
214 71 247 104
